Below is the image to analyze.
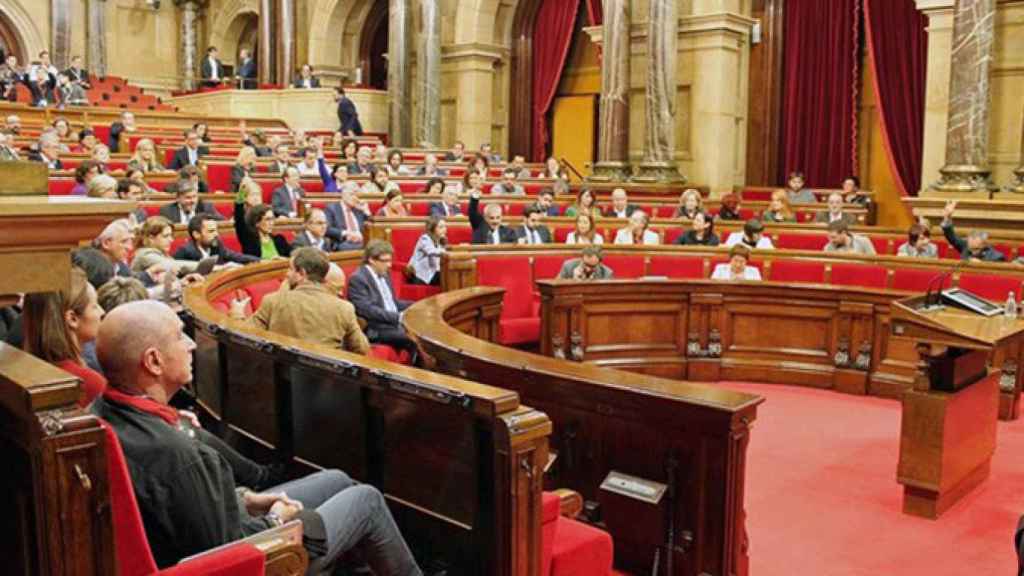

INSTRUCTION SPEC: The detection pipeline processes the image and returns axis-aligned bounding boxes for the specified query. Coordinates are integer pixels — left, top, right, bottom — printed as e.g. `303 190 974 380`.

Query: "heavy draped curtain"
864 0 928 196
779 0 860 187
531 0 580 161
586 0 602 26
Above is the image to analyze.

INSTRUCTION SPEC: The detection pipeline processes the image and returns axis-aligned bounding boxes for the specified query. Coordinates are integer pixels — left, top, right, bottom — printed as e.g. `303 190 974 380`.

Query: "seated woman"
842 176 869 205
423 176 446 196
317 157 353 193
193 122 212 143
376 189 409 218
896 223 938 258
762 189 796 223
469 154 490 179
674 188 703 220
127 138 165 173
130 216 200 276
230 146 258 192
72 129 98 154
386 149 411 176
674 212 719 246
339 137 359 163
91 143 111 172
459 171 485 196
564 188 601 219
542 156 567 180
614 210 659 245
717 192 742 221
234 177 291 260
125 167 156 194
566 213 604 245
21 267 106 407
362 167 401 195
408 215 447 285
711 244 761 281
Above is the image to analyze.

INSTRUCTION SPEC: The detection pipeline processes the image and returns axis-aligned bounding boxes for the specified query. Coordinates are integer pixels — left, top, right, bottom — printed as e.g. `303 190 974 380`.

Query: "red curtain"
779 0 860 187
531 0 580 162
586 0 602 26
864 0 928 196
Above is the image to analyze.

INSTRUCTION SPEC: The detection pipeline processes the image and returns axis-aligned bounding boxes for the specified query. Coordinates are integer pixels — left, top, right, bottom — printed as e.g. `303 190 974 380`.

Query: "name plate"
600 470 667 505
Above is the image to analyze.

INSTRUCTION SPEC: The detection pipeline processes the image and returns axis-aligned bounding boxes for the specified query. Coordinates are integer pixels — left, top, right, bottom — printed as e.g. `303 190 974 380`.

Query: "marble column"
276 0 296 86
87 0 108 78
50 0 73 69
259 0 275 85
633 0 684 183
929 0 997 194
388 0 412 146
178 0 199 91
590 0 632 182
415 0 441 147
1010 112 1024 193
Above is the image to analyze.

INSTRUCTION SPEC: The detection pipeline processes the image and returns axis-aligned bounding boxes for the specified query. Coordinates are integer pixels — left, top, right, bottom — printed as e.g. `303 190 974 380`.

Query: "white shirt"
521 226 542 245
367 266 398 313
490 228 501 245
565 232 604 245
304 231 325 251
613 229 659 245
724 232 774 249
178 206 196 225
711 264 762 281
297 162 319 177
208 57 219 80
187 147 199 165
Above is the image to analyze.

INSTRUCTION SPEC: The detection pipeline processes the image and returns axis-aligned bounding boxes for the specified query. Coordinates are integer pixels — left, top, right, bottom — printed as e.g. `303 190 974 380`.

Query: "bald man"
93 300 422 574
468 189 517 244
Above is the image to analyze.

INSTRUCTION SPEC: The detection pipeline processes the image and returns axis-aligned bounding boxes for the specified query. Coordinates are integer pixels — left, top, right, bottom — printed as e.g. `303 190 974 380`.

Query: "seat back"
775 233 827 252
830 263 888 288
534 255 568 280
958 273 1023 302
602 255 645 278
768 260 826 284
647 255 704 279
891 268 947 293
477 257 535 318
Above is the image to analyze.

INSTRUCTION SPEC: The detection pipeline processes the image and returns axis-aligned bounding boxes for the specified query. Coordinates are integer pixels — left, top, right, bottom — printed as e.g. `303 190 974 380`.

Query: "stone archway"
208 0 261 64
0 0 45 63
308 0 378 77
222 10 259 67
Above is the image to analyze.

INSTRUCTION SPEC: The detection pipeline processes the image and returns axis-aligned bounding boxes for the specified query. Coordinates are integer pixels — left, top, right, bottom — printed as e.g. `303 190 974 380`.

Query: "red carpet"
721 382 1022 576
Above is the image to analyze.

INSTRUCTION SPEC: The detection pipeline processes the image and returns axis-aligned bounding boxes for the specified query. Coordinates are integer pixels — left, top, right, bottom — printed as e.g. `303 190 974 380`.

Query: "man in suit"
200 46 224 87
469 190 517 245
174 213 257 265
347 241 418 361
516 205 552 245
267 142 292 174
235 48 257 89
490 168 525 195
28 131 63 170
65 55 90 89
558 245 614 280
813 192 857 226
509 155 532 180
335 87 363 136
159 181 224 225
606 188 639 219
416 153 448 177
428 185 462 218
291 209 340 252
325 186 371 250
0 54 24 102
107 111 136 153
28 50 58 106
271 166 306 218
167 129 207 170
0 132 20 161
444 141 465 162
535 189 560 217
479 143 501 164
293 64 321 89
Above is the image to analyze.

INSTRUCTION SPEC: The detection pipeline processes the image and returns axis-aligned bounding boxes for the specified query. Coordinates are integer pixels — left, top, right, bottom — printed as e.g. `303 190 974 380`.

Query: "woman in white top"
613 210 659 245
385 149 412 176
408 215 447 285
711 244 762 281
565 213 604 245
361 167 401 195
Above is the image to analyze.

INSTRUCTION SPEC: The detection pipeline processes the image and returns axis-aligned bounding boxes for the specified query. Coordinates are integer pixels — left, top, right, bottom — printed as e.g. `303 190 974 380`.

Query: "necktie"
492 228 500 244
376 274 397 313
344 205 358 234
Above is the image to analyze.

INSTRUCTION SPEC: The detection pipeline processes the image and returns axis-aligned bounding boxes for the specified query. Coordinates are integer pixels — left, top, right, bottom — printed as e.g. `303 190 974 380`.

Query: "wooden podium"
890 295 1024 519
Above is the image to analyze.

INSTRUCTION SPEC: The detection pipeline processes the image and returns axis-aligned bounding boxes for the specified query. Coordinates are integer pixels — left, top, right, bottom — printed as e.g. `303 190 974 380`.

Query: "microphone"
922 259 966 310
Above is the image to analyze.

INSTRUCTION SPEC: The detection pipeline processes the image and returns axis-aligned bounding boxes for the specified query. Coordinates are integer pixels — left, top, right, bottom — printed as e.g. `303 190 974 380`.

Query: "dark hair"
472 155 490 169
188 213 214 239
827 220 850 235
330 163 346 180
523 205 541 219
907 223 930 244
503 167 518 177
301 146 316 157
425 177 446 194
78 128 95 141
363 240 394 263
116 178 141 197
291 247 329 282
206 46 218 54
245 204 274 232
178 164 199 179
581 245 603 260
728 244 752 261
340 138 357 156
720 192 739 210
387 149 404 164
743 218 764 236
425 214 445 236
461 170 478 189
694 211 715 237
539 187 554 198
74 160 99 184
788 171 805 181
844 175 860 189
384 188 403 204
71 247 115 289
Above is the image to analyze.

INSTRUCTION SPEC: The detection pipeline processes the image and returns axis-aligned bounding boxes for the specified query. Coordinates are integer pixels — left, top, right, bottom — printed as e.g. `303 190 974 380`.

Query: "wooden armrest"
264 543 308 576
553 488 583 519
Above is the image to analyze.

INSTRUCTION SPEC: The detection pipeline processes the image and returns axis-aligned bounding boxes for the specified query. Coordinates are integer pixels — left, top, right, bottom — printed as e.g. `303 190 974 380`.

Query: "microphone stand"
921 259 965 311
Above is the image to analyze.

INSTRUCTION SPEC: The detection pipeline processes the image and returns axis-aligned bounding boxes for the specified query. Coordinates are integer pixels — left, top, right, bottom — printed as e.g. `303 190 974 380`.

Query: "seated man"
896 223 938 258
613 211 659 245
558 245 614 280
428 184 462 217
271 166 306 218
167 129 208 171
93 301 420 574
509 154 532 180
28 130 63 170
823 220 876 255
296 146 320 177
490 168 526 195
292 208 341 252
940 200 1006 262
711 244 762 281
347 241 419 361
724 218 775 249
606 188 638 219
444 141 465 162
159 181 225 225
231 247 370 354
348 147 374 175
416 153 448 177
516 205 552 245
813 192 856 225
535 188 560 217
326 186 372 250
468 190 518 244
174 214 258 265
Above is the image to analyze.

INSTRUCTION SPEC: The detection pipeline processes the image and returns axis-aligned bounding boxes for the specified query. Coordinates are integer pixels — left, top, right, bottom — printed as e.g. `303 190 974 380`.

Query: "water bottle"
1006 292 1019 320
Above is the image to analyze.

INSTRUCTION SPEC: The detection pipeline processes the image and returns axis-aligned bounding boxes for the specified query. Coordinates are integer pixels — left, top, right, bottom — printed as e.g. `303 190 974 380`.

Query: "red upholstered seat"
100 422 266 576
49 178 77 195
169 237 189 255
647 255 703 279
662 228 684 245
143 205 161 216
656 205 677 218
540 493 613 576
446 225 473 246
830 263 888 288
389 228 424 263
206 164 232 193
891 268 949 293
221 234 243 253
958 273 1023 302
246 279 283 308
775 233 827 251
769 260 825 283
478 257 539 344
368 345 412 364
553 227 574 243
602 255 645 278
869 236 891 255
992 244 1013 261
933 240 954 259
409 202 430 216
534 255 567 280
506 203 526 216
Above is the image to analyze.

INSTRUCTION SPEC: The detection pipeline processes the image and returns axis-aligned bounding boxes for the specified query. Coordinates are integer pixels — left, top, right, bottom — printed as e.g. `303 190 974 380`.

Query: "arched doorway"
223 11 259 71
358 1 388 89
0 8 26 64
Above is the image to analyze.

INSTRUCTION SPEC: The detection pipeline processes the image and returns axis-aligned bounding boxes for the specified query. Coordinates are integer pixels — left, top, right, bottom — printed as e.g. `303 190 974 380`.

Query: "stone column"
178 0 199 91
276 0 296 86
259 0 275 85
51 0 73 69
87 0 107 78
415 0 441 147
1009 111 1024 193
633 0 684 183
589 0 632 182
388 0 412 146
442 46 501 151
928 0 997 194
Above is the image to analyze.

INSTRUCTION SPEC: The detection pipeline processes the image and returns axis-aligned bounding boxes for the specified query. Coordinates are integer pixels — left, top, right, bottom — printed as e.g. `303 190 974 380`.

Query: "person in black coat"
199 46 224 87
674 212 720 246
293 64 321 89
468 190 517 245
347 240 418 361
167 129 209 170
515 205 553 245
335 87 363 136
324 192 371 251
234 200 291 260
173 213 258 264
236 48 257 89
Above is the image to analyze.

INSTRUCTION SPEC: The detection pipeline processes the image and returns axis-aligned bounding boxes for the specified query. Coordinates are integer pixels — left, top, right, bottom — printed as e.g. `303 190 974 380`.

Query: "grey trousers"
271 470 422 576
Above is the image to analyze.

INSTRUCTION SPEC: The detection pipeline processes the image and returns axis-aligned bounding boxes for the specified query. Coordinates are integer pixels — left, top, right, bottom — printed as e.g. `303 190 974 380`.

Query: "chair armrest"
170 520 309 576
553 488 583 519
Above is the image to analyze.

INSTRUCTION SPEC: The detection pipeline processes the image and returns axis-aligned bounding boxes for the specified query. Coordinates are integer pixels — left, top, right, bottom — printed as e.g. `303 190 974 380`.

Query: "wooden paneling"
744 0 785 185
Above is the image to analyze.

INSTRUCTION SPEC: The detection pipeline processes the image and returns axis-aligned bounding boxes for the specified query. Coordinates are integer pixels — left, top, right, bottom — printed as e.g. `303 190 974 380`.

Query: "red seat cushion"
369 344 412 364
399 283 441 301
389 228 424 263
663 227 684 245
500 317 541 346
246 279 283 308
869 236 891 255
958 273 1022 302
550 517 614 576
541 493 560 576
647 255 704 279
602 255 645 278
220 234 243 253
891 268 949 293
205 164 232 193
553 227 574 243
534 255 568 280
769 260 825 283
446 225 473 246
775 233 827 251
48 178 77 195
830 263 888 288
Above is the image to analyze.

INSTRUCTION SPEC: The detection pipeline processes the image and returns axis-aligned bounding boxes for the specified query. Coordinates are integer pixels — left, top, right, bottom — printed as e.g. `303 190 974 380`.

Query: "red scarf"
103 387 180 426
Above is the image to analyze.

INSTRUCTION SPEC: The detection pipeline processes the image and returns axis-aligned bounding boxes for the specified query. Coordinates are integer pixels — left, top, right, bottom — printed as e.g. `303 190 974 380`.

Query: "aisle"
721 382 1023 576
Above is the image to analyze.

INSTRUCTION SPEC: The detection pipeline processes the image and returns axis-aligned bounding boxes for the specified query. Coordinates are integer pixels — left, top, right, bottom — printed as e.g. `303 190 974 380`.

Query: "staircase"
14 75 177 112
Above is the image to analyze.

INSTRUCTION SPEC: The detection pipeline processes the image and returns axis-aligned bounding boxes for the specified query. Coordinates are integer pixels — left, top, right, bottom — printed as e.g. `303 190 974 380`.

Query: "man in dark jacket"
200 46 224 87
159 182 224 225
335 87 363 136
940 200 1006 262
92 300 423 574
347 241 418 361
516 205 552 244
174 214 257 264
468 190 517 245
168 129 209 171
236 48 257 89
